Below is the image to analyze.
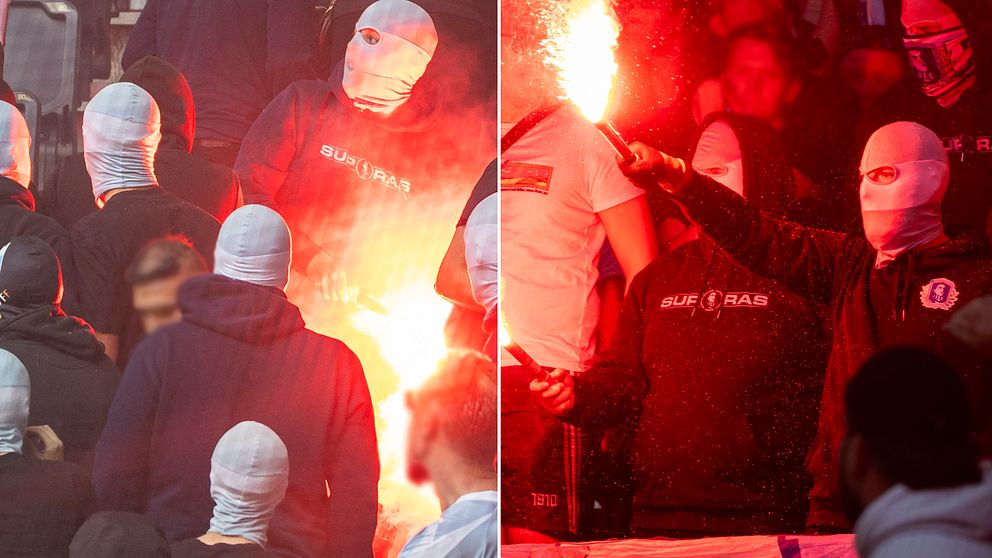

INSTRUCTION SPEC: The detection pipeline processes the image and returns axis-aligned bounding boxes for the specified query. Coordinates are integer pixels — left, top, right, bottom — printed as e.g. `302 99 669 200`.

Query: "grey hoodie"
855 465 992 558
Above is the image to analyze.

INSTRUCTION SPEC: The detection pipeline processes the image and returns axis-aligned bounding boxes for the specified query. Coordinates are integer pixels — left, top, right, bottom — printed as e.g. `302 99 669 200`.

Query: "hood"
179 274 305 344
0 305 105 362
689 112 797 220
330 60 441 133
0 348 29 454
0 101 31 188
856 466 992 557
0 175 34 210
121 55 195 152
0 236 64 318
69 511 170 558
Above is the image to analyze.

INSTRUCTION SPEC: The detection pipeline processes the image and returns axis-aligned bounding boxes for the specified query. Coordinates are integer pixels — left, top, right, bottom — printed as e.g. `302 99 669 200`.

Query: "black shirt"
70 187 220 334
0 453 93 558
170 540 278 557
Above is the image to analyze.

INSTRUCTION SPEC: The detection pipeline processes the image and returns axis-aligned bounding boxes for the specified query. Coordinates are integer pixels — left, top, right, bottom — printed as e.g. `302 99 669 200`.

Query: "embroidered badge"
920 278 959 311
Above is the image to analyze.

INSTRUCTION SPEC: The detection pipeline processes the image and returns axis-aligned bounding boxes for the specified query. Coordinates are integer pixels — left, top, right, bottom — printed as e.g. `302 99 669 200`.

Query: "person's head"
0 236 64 319
126 237 208 334
859 121 948 268
342 0 438 115
214 205 292 292
710 0 787 38
208 421 289 547
83 82 161 206
0 349 29 456
406 350 497 488
69 511 170 558
721 25 801 125
121 55 195 152
840 346 980 523
901 0 976 108
0 101 31 188
691 119 744 196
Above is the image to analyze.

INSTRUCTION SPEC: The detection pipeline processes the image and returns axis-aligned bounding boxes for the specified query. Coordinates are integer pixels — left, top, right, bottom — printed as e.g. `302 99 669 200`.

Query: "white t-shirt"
501 105 645 371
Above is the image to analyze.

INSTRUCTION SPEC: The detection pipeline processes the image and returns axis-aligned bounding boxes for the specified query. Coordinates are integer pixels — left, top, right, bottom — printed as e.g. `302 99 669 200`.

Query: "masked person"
840 347 992 558
0 349 93 558
94 205 379 558
398 351 497 558
0 236 119 474
531 126 829 536
621 120 992 532
235 0 491 305
42 56 240 230
121 0 318 168
171 422 289 558
70 82 220 362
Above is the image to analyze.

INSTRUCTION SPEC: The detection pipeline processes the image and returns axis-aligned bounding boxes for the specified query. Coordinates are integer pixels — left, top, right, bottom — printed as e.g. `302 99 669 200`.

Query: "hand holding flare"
499 319 574 415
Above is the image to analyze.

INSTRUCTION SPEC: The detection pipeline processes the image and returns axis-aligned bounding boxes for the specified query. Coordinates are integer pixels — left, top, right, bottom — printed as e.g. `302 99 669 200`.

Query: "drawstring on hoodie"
891 254 916 322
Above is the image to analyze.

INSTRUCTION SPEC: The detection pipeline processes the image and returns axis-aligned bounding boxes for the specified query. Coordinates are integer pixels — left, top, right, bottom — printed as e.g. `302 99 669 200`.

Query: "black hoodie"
676 171 992 531
93 274 379 558
39 56 240 229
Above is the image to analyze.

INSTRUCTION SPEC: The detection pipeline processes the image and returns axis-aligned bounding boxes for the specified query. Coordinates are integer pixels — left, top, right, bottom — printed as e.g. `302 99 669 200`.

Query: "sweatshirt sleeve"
563 269 651 428
121 0 159 70
92 338 163 512
266 0 318 97
677 172 848 305
324 345 380 558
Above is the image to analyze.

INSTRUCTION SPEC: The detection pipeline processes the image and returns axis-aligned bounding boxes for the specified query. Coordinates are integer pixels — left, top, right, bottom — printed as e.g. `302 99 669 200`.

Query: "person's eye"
866 166 898 184
360 28 381 45
701 166 728 177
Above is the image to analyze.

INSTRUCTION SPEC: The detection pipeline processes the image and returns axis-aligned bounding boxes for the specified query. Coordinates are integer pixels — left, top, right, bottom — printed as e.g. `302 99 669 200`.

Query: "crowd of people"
502 0 992 555
0 0 496 557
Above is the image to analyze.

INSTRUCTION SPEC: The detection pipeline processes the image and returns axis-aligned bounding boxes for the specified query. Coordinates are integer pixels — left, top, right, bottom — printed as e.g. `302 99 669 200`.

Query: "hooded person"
70 81 220 363
619 120 992 532
0 348 94 558
170 421 289 558
69 512 171 558
0 236 119 474
94 204 379 558
41 56 240 230
235 0 492 306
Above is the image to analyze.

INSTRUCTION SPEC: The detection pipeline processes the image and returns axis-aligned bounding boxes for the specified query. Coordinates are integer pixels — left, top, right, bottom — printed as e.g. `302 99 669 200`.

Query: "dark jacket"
93 274 379 558
70 187 219 335
0 453 93 558
676 172 992 530
171 540 278 557
121 0 317 143
39 56 240 229
566 235 828 536
0 177 78 309
0 305 119 473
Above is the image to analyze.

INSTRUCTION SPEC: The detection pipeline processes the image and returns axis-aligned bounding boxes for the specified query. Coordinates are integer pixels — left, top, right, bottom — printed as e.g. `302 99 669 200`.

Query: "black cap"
0 236 63 313
69 512 170 558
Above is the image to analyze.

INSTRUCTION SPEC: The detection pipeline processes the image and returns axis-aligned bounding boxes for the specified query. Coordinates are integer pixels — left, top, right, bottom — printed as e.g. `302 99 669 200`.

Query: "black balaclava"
0 236 63 320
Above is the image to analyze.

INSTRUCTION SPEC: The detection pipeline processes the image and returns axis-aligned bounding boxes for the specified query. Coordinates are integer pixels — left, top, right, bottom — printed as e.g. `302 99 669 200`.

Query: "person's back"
0 236 118 472
0 349 92 558
94 206 378 558
121 0 317 163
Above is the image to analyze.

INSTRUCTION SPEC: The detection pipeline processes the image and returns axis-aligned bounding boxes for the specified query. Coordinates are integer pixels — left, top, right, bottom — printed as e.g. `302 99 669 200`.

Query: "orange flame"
545 0 621 122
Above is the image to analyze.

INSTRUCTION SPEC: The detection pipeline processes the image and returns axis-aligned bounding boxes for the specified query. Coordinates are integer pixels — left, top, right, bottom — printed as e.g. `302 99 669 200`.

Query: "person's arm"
120 0 159 69
266 0 318 96
92 340 162 511
234 86 302 209
599 195 656 288
435 225 481 309
324 346 379 558
70 226 126 357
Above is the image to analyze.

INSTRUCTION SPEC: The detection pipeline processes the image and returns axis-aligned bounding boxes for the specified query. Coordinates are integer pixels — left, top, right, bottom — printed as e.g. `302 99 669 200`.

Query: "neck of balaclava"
208 492 278 547
863 205 946 268
936 74 978 109
88 149 159 204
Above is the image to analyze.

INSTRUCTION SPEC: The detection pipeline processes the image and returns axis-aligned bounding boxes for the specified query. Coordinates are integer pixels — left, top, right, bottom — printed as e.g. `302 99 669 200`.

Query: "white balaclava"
342 0 438 114
860 121 948 268
208 421 289 547
691 120 745 197
465 193 498 322
0 102 31 188
0 349 30 455
902 0 975 108
83 82 161 203
214 205 292 291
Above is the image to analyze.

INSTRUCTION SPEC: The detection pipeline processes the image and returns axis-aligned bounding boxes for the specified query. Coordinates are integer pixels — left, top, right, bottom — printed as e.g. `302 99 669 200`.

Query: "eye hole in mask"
699 166 729 177
360 28 381 45
864 165 899 184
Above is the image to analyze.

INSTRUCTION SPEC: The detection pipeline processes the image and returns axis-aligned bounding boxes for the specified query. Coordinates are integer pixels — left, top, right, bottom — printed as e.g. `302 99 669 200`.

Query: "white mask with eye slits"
859 121 948 268
692 120 745 198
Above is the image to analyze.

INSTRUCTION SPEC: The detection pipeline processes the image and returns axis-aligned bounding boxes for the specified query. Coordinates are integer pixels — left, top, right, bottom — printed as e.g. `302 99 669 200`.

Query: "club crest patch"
920 278 959 311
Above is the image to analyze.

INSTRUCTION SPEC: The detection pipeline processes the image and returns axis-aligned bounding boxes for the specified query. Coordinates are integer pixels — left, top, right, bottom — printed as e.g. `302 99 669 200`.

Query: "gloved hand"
529 368 575 416
24 425 64 462
619 141 689 194
306 252 355 304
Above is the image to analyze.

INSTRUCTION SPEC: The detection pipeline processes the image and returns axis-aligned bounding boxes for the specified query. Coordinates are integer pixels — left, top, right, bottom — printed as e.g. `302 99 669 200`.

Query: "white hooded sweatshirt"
855 465 992 558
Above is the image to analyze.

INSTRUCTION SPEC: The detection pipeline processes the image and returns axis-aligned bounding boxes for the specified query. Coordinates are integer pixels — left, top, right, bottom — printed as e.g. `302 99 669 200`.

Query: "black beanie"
0 236 63 315
69 512 171 558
